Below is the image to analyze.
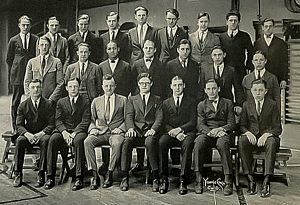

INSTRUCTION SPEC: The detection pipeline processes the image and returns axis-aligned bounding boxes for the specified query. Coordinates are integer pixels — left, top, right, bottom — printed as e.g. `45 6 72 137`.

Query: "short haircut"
77 14 90 23
77 42 90 50
211 45 225 53
197 12 210 20
205 78 220 87
171 75 184 84
48 16 59 24
251 79 267 88
262 18 275 26
134 6 148 15
102 74 116 84
177 39 191 48
39 35 51 45
30 78 42 84
106 40 119 48
66 77 81 86
19 15 32 23
253 50 266 59
106 11 120 20
137 73 152 82
226 10 241 21
143 39 156 49
166 8 179 18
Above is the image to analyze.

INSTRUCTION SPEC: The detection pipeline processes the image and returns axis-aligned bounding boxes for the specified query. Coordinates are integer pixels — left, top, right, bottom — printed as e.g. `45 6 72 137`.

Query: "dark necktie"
24 34 27 50
34 100 38 111
200 32 204 44
176 97 180 111
105 96 111 122
257 70 261 80
216 65 220 78
210 99 217 111
81 32 86 42
71 98 76 113
41 56 46 75
230 31 234 38
53 34 57 56
182 60 186 68
111 60 116 64
81 63 85 78
256 100 261 116
111 31 115 40
142 95 146 113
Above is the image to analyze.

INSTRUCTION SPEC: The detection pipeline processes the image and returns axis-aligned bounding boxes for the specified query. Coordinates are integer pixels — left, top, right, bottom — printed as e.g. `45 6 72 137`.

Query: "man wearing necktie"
6 15 38 134
194 79 236 196
45 77 91 191
239 79 282 198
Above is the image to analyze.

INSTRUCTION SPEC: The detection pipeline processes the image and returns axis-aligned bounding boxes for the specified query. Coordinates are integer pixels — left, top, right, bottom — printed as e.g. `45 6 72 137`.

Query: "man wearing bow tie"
194 78 236 196
6 15 38 134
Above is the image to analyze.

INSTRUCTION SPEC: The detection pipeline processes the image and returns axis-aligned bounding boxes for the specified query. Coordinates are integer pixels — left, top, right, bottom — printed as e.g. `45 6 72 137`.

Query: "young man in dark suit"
13 79 55 188
100 11 130 62
239 79 282 198
194 79 236 196
6 15 39 133
156 8 188 64
120 73 163 192
158 76 197 195
68 14 102 64
45 77 91 191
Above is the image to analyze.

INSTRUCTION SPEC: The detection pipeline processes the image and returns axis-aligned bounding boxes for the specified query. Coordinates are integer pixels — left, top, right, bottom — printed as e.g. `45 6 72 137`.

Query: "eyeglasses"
138 82 151 86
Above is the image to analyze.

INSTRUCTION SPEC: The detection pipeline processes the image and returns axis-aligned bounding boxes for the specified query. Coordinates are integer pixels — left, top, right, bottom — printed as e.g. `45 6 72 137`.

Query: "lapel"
113 60 123 75
75 62 81 78
215 98 225 114
111 95 120 120
169 97 178 114
145 94 155 116
262 70 271 82
43 56 54 77
144 25 152 42
85 61 93 78
103 32 110 44
105 60 113 74
163 27 171 49
132 28 140 46
96 96 106 119
135 95 145 115
75 32 83 43
205 99 216 113
34 56 43 77
249 99 259 120
192 32 201 48
17 34 26 52
56 34 63 55
65 97 74 115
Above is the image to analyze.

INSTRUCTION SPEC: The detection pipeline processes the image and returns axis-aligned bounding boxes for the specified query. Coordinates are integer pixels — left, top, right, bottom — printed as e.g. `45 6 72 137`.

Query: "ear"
264 89 268 95
223 52 226 58
154 48 157 53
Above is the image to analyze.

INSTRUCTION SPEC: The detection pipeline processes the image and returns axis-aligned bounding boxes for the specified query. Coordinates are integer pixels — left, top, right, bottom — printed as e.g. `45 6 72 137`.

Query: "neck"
209 96 218 100
31 96 40 101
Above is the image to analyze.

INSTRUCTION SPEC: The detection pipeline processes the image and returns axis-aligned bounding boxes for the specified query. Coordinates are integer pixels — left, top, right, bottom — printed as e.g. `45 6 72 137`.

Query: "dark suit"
65 61 102 102
254 36 288 83
199 64 245 105
159 95 196 179
47 95 91 178
194 98 236 175
99 59 132 97
14 97 55 174
239 97 282 175
121 94 163 172
68 31 102 64
157 26 188 64
100 30 130 62
128 25 157 65
6 33 39 131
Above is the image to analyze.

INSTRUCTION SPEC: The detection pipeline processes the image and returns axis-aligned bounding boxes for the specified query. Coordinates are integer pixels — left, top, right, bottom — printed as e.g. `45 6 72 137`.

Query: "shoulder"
128 28 136 34
163 97 173 105
221 97 233 106
88 61 98 68
119 59 130 67
116 94 127 100
57 96 69 105
68 32 78 40
98 60 108 67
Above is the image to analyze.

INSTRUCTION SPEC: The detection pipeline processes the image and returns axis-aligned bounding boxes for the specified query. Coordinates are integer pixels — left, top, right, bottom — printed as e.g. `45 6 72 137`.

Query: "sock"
195 171 202 182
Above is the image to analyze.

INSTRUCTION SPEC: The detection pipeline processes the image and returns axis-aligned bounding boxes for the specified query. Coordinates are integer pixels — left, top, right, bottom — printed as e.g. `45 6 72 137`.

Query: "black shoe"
44 178 55 190
13 174 22 187
89 177 99 190
195 181 203 194
223 182 233 196
120 177 129 191
131 163 145 174
178 180 188 195
261 183 270 198
247 181 257 195
34 172 45 188
159 179 169 194
72 178 83 191
152 179 159 192
98 164 108 176
102 172 113 188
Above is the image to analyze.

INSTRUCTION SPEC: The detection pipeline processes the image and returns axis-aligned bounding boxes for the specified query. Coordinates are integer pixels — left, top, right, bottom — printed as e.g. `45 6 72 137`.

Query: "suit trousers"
14 135 50 174
47 132 87 177
159 133 195 179
238 135 280 175
84 133 124 172
194 134 233 175
121 135 159 172
11 85 24 131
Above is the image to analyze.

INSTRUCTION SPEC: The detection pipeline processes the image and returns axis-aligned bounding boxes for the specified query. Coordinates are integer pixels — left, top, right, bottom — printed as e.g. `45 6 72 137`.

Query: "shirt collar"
255 68 266 77
109 58 119 64
40 54 49 60
20 33 30 38
137 23 148 30
144 56 154 62
227 29 239 37
173 93 183 101
31 97 41 105
214 63 224 70
168 25 178 32
79 60 88 67
70 95 79 103
105 93 115 99
179 57 188 64
209 96 219 103
140 92 150 99
198 29 208 35
255 98 264 106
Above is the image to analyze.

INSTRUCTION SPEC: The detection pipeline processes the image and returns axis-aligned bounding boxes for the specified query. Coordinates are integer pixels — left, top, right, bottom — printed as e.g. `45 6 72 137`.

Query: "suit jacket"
131 57 166 99
162 95 197 134
199 64 245 105
157 26 188 64
65 61 102 101
254 36 288 83
197 97 236 135
68 31 102 64
189 30 220 67
125 94 163 135
128 25 158 65
55 95 91 135
6 33 39 85
16 96 55 135
99 59 132 97
100 30 130 62
166 58 200 101
89 94 127 135
240 97 282 137
24 55 64 102
242 70 280 110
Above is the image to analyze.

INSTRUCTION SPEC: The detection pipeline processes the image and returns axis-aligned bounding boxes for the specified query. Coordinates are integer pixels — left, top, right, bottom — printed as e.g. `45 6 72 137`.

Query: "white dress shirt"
137 24 148 44
31 97 41 109
214 63 224 77
104 93 115 122
168 26 178 38
109 58 119 73
110 29 119 40
254 68 266 79
264 34 274 47
227 29 239 37
179 57 188 68
198 29 208 42
255 98 264 115
69 95 79 104
173 94 183 107
144 57 154 69
79 61 88 74
20 33 30 49
140 92 150 106
79 31 87 42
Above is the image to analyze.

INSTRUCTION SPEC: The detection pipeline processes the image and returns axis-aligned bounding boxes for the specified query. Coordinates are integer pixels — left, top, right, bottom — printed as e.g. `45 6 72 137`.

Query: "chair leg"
283 160 290 186
234 151 240 187
8 161 15 179
2 141 11 163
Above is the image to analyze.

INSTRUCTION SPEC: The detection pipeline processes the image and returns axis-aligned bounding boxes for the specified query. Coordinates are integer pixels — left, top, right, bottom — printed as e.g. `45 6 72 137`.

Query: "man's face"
226 15 239 31
251 83 267 101
102 79 116 96
204 82 219 99
252 53 267 71
38 39 50 55
177 43 190 60
138 77 152 94
197 16 209 31
262 21 274 37
211 48 225 65
106 15 119 30
66 80 79 97
29 82 42 98
78 19 89 33
77 45 90 62
166 12 178 28
170 79 185 96
135 10 148 25
18 19 31 34
143 41 156 58
106 42 119 60
47 19 60 34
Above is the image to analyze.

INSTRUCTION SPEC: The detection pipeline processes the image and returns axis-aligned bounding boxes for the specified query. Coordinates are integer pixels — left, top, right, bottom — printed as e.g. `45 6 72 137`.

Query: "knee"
84 135 94 147
194 135 207 149
158 135 169 148
110 136 124 148
265 137 279 149
15 136 27 146
216 138 229 150
238 135 249 148
145 136 156 148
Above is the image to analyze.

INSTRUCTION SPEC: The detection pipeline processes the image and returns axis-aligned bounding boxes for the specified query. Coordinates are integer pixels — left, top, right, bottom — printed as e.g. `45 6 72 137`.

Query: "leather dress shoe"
194 181 203 194
90 177 99 190
120 177 129 191
72 178 83 191
223 182 233 196
152 179 159 192
178 180 188 195
13 175 22 187
102 173 113 188
131 163 145 174
44 178 55 190
261 183 270 198
247 181 257 195
98 164 108 176
159 179 169 194
34 173 45 188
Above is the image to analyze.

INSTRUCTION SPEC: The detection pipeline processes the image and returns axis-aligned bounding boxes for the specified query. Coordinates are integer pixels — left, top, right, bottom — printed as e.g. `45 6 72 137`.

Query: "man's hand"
125 128 137 137
62 131 72 144
24 132 36 144
208 128 223 138
244 131 257 145
176 133 186 141
34 131 45 143
234 106 242 116
257 133 272 147
145 129 156 137
168 127 182 138
216 130 227 138
89 129 99 136
280 80 287 89
111 128 123 135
